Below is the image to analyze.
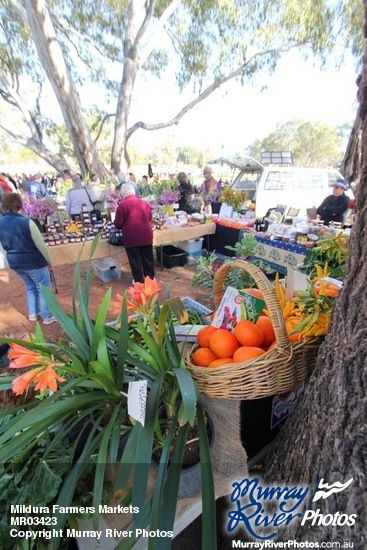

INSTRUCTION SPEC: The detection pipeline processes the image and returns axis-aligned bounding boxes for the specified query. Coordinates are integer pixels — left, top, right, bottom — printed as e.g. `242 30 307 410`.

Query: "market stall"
209 223 307 274
153 221 216 246
248 233 307 274
154 221 216 268
0 222 217 269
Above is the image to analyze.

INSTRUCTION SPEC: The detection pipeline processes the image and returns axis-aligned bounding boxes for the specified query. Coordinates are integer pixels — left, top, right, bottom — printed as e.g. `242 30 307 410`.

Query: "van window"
264 170 325 191
264 171 297 190
298 172 324 189
233 172 260 190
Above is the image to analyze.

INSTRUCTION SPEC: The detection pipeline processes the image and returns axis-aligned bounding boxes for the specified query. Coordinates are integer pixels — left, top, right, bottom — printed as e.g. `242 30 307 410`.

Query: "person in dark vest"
177 172 195 213
316 178 350 226
27 173 47 199
0 193 56 325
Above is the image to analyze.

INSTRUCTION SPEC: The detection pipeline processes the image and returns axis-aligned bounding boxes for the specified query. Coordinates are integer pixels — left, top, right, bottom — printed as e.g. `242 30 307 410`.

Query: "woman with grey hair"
116 173 139 196
114 183 155 284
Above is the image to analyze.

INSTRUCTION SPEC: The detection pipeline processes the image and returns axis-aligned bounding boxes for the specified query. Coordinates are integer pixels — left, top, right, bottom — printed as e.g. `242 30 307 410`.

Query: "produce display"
274 271 341 341
299 232 349 279
192 314 272 368
190 260 343 369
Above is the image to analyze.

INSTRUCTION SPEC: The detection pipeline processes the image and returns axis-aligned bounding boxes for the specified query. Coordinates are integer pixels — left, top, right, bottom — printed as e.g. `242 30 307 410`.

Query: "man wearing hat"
316 178 350 226
201 166 220 204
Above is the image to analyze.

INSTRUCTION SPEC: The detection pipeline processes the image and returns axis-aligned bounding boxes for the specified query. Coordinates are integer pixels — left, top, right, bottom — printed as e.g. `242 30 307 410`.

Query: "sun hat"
332 178 348 190
203 166 213 174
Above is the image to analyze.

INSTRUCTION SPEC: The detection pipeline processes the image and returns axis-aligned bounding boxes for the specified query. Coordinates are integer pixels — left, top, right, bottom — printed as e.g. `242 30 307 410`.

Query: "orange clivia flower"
112 293 124 315
114 277 161 317
33 364 66 393
127 277 161 306
135 277 161 299
8 343 46 369
127 283 145 305
112 292 137 314
12 366 45 395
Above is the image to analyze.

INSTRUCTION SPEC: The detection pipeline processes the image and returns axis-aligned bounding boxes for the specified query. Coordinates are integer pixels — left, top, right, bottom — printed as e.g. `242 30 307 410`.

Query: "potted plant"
21 195 58 231
191 234 275 298
188 196 203 213
157 188 181 216
0 236 216 549
103 186 121 221
218 187 248 213
113 281 215 499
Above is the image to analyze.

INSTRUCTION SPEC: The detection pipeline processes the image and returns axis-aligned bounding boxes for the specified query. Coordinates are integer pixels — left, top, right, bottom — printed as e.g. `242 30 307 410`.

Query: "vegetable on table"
300 232 349 280
274 271 341 341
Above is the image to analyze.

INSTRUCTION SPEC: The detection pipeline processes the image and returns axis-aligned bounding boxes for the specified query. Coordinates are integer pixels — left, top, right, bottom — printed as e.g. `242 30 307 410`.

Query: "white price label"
128 380 147 426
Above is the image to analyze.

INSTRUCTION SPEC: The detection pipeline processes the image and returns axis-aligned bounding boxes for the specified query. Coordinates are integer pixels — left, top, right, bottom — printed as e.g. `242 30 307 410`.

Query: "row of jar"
43 230 122 246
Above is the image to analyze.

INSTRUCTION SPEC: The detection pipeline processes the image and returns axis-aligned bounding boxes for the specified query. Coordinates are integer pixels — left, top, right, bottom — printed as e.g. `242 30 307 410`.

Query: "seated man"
316 179 350 226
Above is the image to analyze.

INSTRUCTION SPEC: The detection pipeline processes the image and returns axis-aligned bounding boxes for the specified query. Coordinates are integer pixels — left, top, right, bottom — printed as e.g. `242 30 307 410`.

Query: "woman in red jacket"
0 173 14 194
114 183 155 284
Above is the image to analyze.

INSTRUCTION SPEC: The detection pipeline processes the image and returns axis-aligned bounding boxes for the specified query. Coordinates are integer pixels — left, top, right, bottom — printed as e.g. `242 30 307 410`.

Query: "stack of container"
176 237 204 264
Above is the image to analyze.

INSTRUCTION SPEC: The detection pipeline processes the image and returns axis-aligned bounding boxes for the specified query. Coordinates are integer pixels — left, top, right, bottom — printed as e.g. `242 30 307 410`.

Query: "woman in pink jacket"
114 183 155 284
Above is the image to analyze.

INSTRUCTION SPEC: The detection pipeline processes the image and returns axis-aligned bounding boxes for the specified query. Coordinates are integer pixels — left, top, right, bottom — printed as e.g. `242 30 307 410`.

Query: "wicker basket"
185 260 323 399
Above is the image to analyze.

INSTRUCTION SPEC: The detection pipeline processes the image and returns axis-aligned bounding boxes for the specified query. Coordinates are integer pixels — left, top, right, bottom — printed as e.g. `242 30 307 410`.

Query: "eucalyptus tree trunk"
110 2 141 174
25 0 108 178
340 113 361 183
262 13 367 545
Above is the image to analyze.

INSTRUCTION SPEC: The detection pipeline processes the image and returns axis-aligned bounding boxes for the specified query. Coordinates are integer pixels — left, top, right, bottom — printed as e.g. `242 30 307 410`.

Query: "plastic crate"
177 237 204 255
181 297 213 322
186 253 201 265
92 258 121 282
155 245 187 268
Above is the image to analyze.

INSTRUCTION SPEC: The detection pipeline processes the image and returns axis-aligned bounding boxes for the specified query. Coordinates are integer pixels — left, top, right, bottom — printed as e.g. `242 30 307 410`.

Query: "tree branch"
0 69 41 140
127 45 299 139
134 0 157 52
138 0 180 67
0 122 67 170
50 15 122 65
94 113 115 143
9 0 28 22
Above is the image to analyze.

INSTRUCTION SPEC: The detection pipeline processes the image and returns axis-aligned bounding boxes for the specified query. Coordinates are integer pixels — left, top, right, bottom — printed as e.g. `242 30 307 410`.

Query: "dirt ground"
0 249 213 342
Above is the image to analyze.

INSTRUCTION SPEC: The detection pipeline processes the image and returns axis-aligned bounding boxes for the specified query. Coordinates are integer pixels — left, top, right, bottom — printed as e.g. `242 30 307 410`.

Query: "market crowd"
0 166 227 218
0 164 355 329
0 166 221 323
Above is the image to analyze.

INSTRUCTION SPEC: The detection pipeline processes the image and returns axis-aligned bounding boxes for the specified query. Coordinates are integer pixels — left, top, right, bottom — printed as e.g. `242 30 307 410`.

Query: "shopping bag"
107 231 123 246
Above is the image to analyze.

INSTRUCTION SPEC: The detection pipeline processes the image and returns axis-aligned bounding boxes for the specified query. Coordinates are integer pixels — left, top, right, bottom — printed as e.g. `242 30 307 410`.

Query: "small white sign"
128 380 147 426
286 269 309 299
218 203 234 219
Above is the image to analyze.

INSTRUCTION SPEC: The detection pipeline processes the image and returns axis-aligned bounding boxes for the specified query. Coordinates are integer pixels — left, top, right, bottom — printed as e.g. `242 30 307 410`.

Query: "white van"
209 156 349 220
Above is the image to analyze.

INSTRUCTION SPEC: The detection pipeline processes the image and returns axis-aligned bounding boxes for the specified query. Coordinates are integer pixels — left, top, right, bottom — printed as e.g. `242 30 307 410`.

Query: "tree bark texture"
111 2 140 174
262 8 367 546
340 113 361 184
25 0 108 178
